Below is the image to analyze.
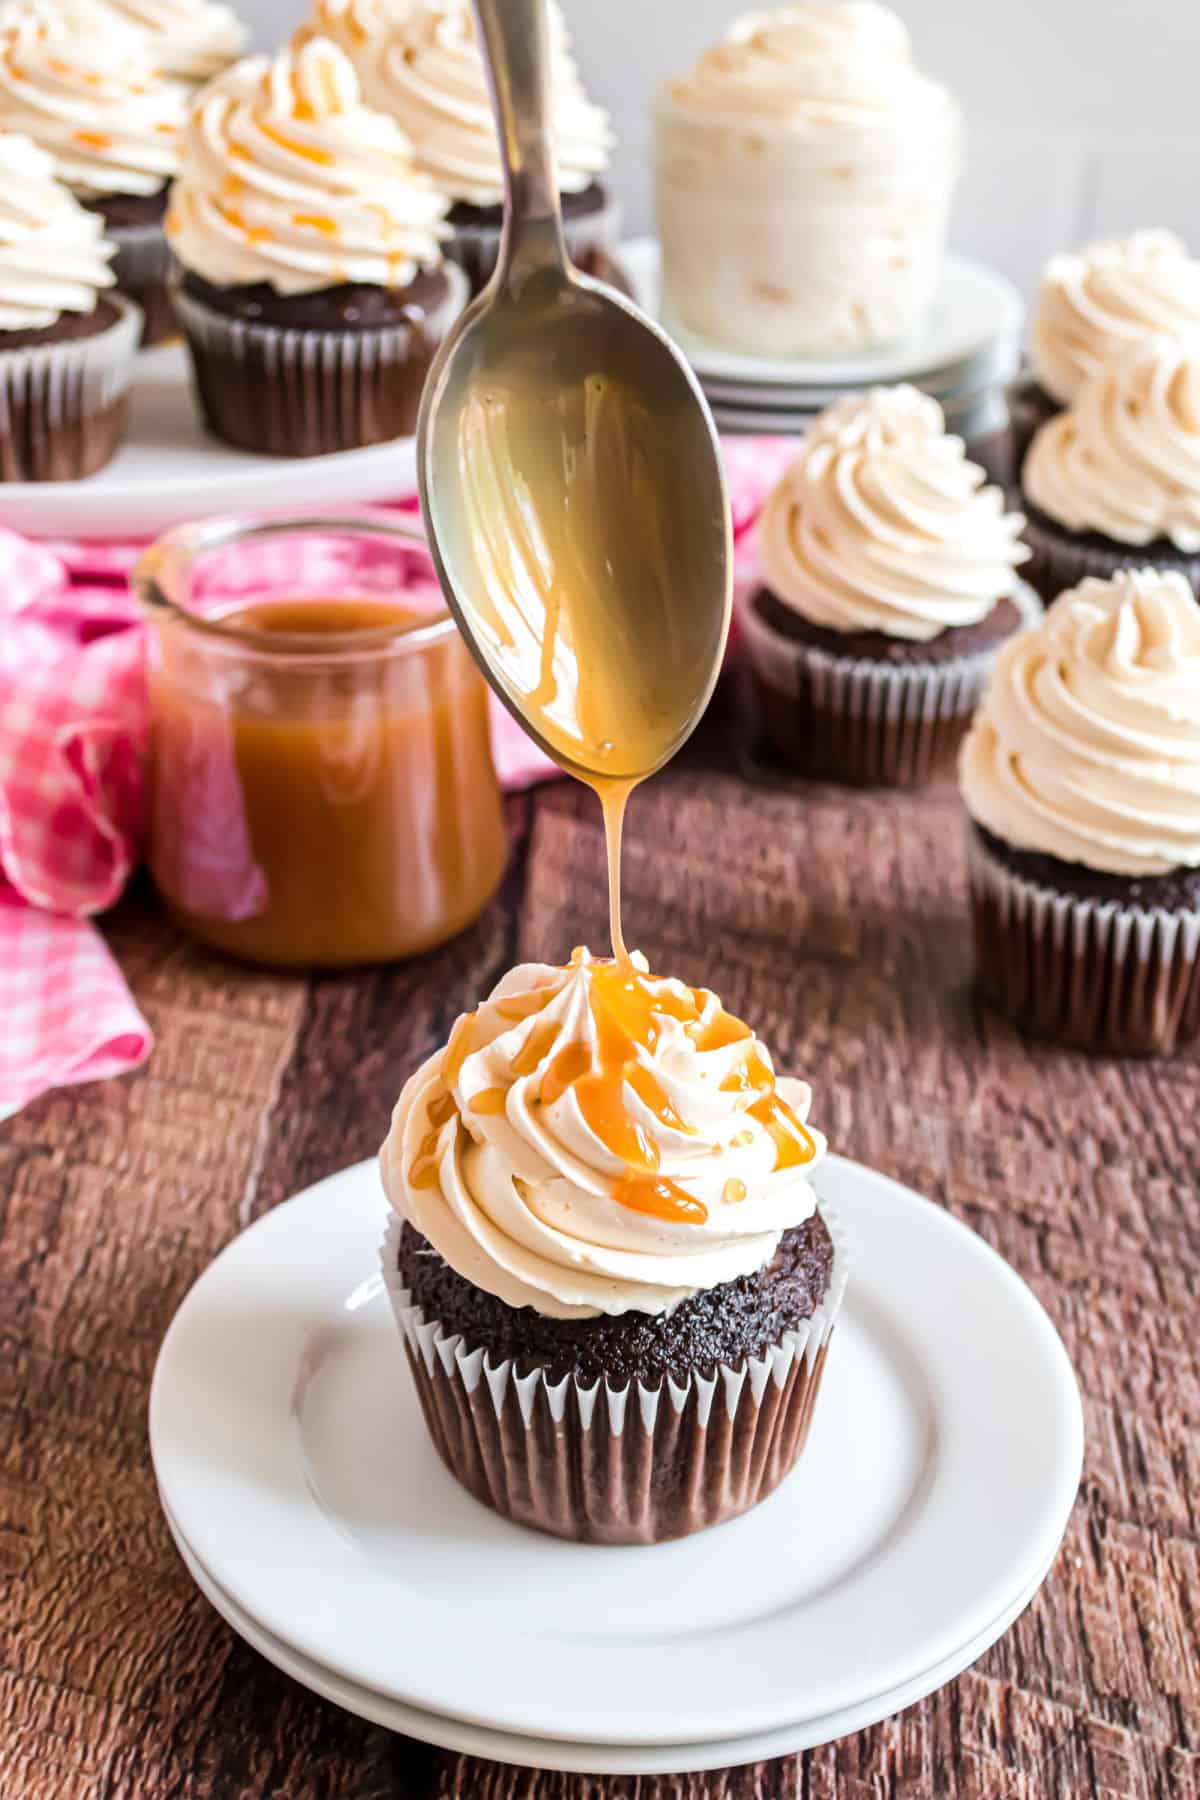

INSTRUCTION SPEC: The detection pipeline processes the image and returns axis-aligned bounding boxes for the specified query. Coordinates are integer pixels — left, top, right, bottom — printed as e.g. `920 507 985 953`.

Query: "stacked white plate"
622 239 1024 445
150 1155 1083 1774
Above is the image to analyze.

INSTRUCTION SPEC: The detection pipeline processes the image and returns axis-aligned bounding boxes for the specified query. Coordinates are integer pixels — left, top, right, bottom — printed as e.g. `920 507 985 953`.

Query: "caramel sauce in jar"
138 523 507 969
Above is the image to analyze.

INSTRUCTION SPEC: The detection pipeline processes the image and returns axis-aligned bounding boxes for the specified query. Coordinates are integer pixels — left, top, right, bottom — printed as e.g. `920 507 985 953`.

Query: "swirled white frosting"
90 0 246 86
654 3 960 355
757 386 1029 639
1031 230 1200 406
960 568 1200 876
0 129 115 327
166 36 447 293
352 0 612 208
380 951 826 1319
664 1 947 125
0 3 183 198
304 0 402 66
1025 333 1200 552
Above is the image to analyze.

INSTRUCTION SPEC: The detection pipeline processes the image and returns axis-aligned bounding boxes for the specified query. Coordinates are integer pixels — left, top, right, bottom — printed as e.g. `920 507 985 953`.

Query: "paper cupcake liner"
381 1208 849 1546
740 581 1042 789
107 220 175 346
0 294 140 482
173 264 467 457
1020 510 1200 607
446 193 623 295
968 830 1200 1055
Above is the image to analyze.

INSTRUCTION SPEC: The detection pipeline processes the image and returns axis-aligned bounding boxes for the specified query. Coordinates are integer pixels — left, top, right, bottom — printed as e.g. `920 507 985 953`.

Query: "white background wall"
244 0 1200 302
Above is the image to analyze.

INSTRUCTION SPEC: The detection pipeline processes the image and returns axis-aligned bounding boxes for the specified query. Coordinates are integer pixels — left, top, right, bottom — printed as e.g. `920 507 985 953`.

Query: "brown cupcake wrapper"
107 220 174 345
446 193 623 295
381 1208 849 1546
0 293 140 482
1020 510 1200 607
173 263 467 457
967 830 1200 1056
740 581 1041 788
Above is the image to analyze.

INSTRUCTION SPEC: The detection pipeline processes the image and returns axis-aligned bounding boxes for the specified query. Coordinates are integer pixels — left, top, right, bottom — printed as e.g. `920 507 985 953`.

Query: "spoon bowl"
417 1 731 787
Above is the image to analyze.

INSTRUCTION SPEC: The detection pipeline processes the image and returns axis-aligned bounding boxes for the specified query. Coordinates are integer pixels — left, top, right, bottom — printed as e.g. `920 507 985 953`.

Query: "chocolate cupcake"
320 0 623 296
960 568 1200 1056
741 385 1037 787
1010 231 1200 471
0 5 184 344
0 131 139 480
167 35 464 458
1020 333 1200 604
379 949 847 1545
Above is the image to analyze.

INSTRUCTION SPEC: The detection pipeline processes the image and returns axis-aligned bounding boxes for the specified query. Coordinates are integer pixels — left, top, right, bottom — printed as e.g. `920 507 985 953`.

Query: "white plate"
710 391 1010 442
622 238 1024 391
164 1493 1060 1774
3 340 419 539
149 1154 1082 1747
695 336 1021 408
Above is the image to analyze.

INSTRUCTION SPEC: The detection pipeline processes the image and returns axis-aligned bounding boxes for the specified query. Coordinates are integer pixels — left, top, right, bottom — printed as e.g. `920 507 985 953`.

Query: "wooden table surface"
5 690 1200 1800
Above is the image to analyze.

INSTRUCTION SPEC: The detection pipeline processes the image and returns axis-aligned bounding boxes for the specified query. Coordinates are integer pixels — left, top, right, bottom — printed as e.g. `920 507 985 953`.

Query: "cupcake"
379 949 847 1545
321 0 621 296
0 2 184 344
960 568 1200 1056
1021 332 1200 605
0 130 139 479
167 35 463 458
741 386 1037 786
654 3 961 356
88 0 246 90
1010 231 1200 470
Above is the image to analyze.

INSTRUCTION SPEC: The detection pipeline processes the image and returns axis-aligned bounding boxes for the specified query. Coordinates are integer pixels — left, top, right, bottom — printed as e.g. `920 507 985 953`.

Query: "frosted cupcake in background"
315 0 621 295
0 131 139 479
1020 332 1200 604
88 0 246 89
741 386 1035 786
654 2 961 356
380 948 847 1545
168 35 462 457
0 2 184 343
961 568 1200 1056
1009 231 1200 470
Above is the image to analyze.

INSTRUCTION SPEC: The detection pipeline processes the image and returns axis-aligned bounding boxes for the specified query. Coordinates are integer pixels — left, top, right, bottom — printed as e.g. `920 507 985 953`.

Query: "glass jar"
133 514 507 968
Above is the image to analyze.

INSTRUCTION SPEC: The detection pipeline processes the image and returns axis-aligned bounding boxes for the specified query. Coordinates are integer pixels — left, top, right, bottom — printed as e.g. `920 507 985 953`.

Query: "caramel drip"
749 1093 816 1170
510 1016 561 1077
260 120 334 164
468 1087 507 1116
220 204 270 245
692 1008 752 1053
293 212 338 235
611 1173 707 1226
719 1048 774 1095
495 987 556 1022
442 1012 477 1087
570 962 699 1170
409 1089 455 1188
539 1041 589 1107
723 1178 747 1205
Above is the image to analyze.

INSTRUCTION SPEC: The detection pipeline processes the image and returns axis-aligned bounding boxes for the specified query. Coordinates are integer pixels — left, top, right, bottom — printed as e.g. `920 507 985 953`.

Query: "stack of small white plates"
622 239 1024 445
150 1155 1082 1774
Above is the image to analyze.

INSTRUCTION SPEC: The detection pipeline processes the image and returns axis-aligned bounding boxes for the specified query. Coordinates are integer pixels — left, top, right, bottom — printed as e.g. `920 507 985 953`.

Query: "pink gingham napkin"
0 437 794 1115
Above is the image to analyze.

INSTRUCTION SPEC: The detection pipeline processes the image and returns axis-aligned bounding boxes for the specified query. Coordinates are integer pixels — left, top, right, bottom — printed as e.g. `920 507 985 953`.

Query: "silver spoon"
416 0 732 794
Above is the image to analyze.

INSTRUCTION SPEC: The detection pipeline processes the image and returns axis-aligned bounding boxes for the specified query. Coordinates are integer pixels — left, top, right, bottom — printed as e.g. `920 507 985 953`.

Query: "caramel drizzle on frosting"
410 955 815 1227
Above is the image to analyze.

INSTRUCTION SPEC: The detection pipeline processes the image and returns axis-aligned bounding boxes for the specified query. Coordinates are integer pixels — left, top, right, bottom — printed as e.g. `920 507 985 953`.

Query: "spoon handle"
472 0 566 280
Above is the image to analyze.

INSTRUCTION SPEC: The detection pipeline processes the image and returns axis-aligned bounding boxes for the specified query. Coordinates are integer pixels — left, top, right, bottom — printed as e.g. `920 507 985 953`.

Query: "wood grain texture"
3 694 1199 1799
